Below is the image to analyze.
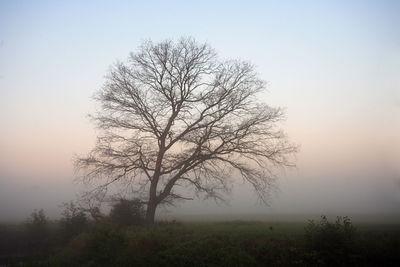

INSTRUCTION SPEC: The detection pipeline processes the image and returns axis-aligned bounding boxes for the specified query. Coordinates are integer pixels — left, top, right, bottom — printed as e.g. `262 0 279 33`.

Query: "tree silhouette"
75 37 297 224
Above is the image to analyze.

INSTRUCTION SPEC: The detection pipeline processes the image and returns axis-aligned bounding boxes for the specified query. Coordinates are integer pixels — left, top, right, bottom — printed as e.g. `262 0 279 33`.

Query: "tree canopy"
75 37 297 224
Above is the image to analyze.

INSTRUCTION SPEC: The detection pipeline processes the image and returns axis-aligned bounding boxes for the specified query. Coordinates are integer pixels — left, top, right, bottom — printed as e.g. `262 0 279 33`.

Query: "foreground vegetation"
1 211 399 266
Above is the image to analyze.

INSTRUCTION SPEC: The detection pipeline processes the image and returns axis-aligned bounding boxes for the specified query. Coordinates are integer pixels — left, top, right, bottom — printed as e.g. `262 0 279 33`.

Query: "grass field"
1 216 399 266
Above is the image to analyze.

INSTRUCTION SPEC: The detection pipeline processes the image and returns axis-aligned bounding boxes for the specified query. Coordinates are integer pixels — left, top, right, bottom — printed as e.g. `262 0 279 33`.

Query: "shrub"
60 201 89 239
304 215 357 265
24 208 51 256
26 209 48 241
109 198 145 227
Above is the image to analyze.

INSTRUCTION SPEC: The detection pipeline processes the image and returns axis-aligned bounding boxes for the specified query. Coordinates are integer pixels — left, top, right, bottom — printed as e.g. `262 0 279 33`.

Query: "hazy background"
1 0 399 222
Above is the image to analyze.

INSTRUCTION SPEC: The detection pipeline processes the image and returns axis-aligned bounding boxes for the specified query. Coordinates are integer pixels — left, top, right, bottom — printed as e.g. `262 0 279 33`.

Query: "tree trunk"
145 198 157 225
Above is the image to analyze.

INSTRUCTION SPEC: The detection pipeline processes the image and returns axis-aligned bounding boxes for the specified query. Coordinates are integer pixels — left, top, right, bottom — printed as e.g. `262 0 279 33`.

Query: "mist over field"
1 0 400 223
1 168 399 222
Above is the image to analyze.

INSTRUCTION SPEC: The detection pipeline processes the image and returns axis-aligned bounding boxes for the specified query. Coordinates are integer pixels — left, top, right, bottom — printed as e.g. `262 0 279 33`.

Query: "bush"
26 209 48 242
60 202 89 239
44 222 126 267
109 198 145 227
304 215 357 265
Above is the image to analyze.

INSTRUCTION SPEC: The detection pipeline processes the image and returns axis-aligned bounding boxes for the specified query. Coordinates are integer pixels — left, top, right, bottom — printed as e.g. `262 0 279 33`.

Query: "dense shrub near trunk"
109 198 145 227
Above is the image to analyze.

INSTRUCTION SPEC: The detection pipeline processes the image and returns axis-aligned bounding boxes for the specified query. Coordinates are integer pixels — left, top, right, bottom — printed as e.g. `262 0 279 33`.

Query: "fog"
1 1 399 222
1 142 399 222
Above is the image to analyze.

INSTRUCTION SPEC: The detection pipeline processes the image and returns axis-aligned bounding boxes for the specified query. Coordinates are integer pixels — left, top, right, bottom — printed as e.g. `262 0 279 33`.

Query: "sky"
0 0 399 221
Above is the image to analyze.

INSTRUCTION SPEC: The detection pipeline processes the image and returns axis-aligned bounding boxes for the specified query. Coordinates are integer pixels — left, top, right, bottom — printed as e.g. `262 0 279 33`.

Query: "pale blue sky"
0 0 399 220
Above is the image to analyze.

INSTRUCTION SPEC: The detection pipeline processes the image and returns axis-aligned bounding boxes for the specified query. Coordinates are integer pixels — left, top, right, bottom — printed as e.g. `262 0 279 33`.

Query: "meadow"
1 215 399 266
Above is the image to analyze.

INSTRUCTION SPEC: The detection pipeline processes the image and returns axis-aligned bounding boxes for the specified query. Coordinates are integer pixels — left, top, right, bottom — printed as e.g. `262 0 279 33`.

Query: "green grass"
2 219 400 266
174 220 307 237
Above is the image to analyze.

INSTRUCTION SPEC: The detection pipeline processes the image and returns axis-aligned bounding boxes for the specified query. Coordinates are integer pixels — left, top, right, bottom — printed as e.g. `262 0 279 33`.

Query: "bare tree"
75 37 297 225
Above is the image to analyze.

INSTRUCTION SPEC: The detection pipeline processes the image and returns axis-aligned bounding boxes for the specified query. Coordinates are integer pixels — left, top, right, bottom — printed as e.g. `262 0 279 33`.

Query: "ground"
1 217 400 266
